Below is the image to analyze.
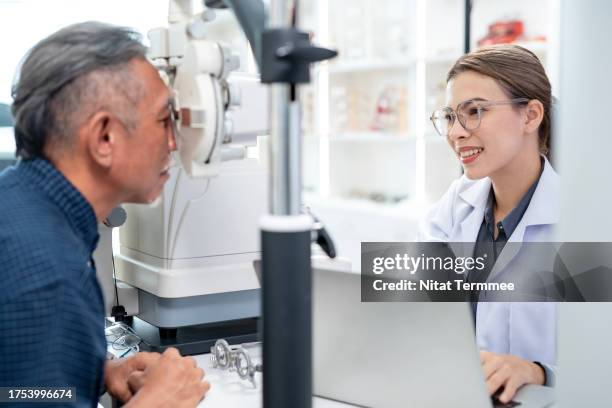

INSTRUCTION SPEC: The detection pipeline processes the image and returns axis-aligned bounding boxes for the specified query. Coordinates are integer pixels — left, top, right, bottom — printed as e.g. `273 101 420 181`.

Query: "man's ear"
524 99 544 134
82 110 121 168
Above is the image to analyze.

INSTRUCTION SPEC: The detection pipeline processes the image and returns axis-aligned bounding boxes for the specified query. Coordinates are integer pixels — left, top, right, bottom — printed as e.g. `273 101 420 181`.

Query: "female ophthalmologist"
419 44 557 404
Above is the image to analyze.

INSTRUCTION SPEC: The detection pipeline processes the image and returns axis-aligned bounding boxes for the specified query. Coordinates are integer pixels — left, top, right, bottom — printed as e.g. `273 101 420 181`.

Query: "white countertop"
192 350 555 408
192 351 355 408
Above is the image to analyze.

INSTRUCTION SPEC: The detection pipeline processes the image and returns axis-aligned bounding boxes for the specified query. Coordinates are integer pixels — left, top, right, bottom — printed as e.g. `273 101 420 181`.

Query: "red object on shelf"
478 20 524 46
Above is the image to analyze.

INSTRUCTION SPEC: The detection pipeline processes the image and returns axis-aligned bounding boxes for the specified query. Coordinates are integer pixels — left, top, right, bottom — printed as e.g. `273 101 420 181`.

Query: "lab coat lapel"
488 158 560 281
450 177 491 258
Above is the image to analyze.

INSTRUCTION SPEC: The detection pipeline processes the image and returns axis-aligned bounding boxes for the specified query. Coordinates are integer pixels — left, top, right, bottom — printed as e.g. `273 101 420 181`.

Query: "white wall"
556 1 612 405
0 0 174 156
0 0 174 104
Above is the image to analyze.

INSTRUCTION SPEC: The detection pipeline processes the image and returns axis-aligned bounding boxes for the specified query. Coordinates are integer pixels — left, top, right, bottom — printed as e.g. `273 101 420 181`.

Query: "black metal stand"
129 316 259 356
218 2 338 407
261 227 312 408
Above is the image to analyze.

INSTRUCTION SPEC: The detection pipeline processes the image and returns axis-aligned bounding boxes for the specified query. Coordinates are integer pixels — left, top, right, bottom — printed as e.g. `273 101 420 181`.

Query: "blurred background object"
477 20 525 46
0 103 13 127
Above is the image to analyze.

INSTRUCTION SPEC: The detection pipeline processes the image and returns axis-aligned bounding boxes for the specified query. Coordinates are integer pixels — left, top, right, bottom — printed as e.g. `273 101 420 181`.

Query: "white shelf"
328 59 416 75
425 42 547 65
329 132 416 143
304 193 426 217
476 40 548 53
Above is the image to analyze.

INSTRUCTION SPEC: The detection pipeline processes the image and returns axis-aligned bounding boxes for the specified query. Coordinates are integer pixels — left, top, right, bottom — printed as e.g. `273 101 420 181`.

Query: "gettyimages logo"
361 242 612 302
371 253 487 275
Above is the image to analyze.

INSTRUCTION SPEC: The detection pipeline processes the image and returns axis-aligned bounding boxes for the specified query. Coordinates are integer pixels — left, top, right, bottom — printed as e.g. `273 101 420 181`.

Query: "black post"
226 2 337 407
261 225 312 408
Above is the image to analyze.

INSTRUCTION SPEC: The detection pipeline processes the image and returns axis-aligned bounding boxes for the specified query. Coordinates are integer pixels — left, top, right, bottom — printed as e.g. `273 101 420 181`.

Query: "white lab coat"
418 157 558 366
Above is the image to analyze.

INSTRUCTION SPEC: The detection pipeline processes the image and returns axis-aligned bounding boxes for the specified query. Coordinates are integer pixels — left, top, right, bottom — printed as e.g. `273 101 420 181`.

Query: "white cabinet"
303 0 465 205
324 0 418 204
302 0 559 205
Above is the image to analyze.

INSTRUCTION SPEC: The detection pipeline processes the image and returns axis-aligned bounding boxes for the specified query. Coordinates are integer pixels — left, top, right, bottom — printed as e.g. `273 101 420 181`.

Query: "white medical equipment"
95 0 270 350
95 2 337 407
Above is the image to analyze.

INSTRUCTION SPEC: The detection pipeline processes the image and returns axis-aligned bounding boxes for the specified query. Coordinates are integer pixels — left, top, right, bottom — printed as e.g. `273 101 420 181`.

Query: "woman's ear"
524 99 544 134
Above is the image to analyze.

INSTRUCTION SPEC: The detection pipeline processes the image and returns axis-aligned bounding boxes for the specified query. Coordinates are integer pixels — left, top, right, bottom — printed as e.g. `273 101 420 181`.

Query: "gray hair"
11 21 147 159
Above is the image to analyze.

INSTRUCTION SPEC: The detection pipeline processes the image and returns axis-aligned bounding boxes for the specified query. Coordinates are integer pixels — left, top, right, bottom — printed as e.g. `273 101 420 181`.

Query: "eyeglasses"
105 322 142 358
210 339 262 388
430 98 530 137
168 97 181 138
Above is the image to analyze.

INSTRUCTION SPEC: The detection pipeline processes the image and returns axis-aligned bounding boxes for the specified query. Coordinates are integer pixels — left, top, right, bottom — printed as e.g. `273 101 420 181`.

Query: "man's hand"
125 347 210 408
127 371 146 394
480 351 545 404
105 352 162 402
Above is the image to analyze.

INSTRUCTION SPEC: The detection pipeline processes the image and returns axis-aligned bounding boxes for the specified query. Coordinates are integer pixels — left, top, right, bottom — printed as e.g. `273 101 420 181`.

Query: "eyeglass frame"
210 339 262 388
168 97 181 138
429 97 530 137
105 322 143 357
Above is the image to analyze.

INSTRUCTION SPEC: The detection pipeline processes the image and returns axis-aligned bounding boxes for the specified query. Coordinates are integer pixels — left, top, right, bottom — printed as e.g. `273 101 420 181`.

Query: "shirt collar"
484 157 545 239
17 158 99 253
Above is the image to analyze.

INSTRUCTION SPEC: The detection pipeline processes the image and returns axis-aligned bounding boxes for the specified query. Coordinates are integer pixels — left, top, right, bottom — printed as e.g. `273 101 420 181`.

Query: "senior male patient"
0 22 210 407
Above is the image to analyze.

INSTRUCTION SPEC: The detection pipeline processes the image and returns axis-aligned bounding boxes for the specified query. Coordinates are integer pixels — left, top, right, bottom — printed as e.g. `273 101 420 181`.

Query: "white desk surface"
193 352 354 408
192 352 555 408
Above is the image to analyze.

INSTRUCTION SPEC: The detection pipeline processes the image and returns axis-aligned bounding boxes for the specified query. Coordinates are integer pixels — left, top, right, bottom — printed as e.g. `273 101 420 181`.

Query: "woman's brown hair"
447 44 553 159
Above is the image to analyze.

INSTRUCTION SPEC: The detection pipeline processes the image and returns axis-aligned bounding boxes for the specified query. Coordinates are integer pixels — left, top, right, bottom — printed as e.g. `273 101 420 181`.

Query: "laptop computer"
312 267 553 408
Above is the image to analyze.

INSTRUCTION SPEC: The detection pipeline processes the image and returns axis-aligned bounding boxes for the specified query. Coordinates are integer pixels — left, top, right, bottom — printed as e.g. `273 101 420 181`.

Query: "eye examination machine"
94 1 338 407
97 2 270 350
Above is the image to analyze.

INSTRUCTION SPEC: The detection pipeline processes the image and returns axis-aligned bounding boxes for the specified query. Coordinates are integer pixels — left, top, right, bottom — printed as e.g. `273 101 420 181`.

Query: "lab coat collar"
484 156 559 283
508 156 559 242
455 155 558 244
458 174 492 211
457 174 491 243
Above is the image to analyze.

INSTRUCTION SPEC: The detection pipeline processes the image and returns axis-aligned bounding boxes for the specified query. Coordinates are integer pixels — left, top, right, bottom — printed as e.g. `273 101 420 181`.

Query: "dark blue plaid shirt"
0 158 106 407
